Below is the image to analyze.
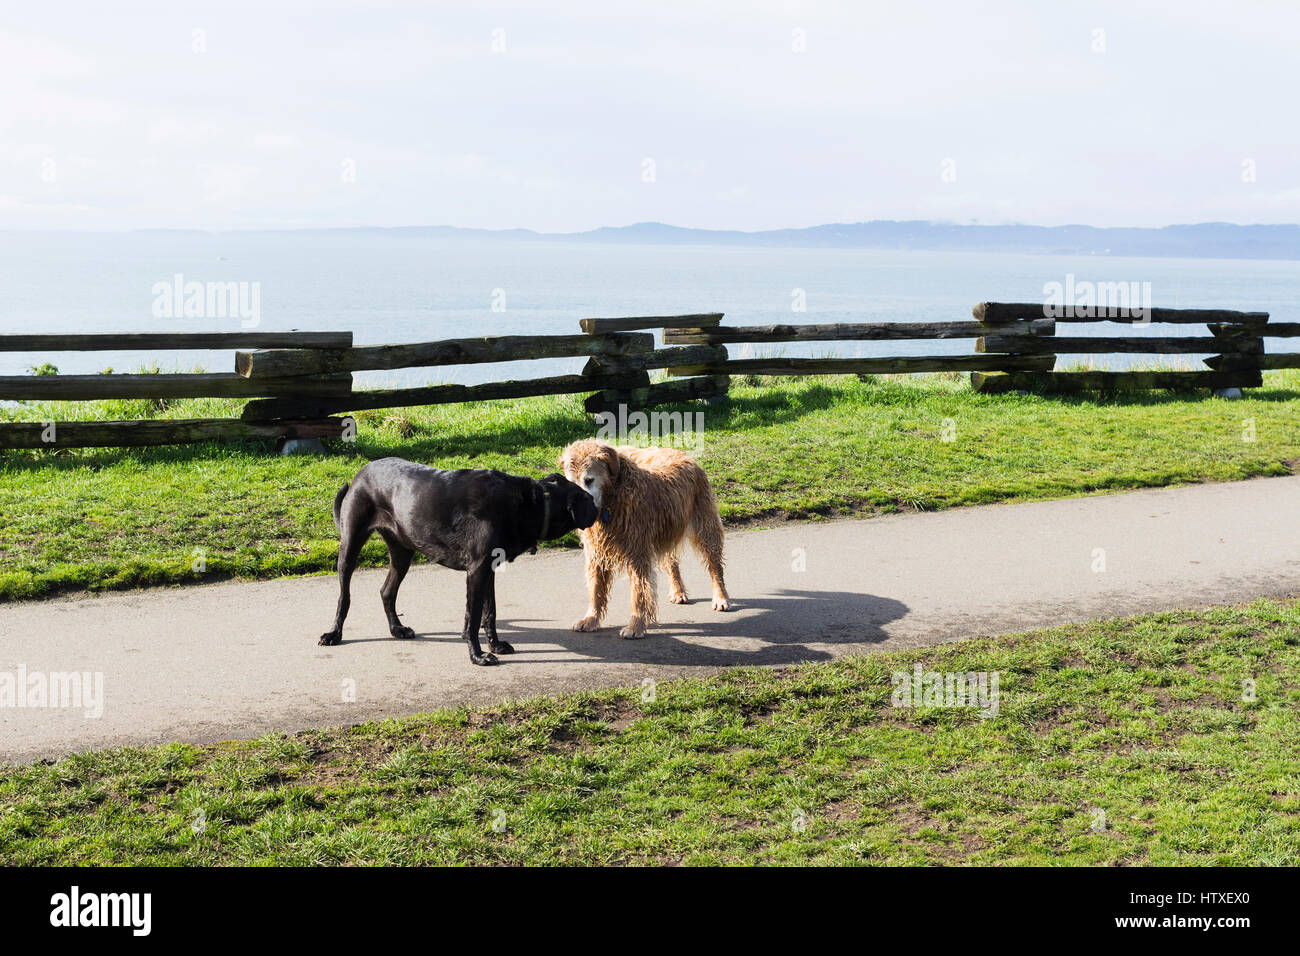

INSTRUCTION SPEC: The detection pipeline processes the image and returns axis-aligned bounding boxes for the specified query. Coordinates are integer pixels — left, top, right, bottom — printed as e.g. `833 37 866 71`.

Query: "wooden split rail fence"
660 302 1298 395
3 303 1295 449
0 332 354 449
0 318 727 449
966 302 1295 394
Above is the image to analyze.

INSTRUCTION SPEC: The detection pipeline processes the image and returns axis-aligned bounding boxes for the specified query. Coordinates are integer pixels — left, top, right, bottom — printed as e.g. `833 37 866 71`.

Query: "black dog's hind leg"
378 531 416 639
462 562 497 665
319 524 368 646
484 571 513 655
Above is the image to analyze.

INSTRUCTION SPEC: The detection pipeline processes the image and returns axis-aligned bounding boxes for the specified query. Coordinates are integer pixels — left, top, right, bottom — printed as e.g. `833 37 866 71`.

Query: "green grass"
2 370 1299 601
3 597 1297 865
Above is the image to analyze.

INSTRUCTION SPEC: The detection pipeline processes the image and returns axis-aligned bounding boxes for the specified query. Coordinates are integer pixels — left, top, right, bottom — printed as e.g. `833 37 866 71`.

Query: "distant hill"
216 220 1300 260
574 221 1300 260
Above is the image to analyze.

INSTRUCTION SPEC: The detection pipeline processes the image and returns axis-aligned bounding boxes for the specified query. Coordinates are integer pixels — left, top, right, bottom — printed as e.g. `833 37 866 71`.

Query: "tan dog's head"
559 439 620 512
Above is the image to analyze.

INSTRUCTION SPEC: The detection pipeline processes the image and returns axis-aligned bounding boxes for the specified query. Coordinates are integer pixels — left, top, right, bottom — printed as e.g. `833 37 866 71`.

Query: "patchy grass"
2 597 1297 865
2 370 1299 601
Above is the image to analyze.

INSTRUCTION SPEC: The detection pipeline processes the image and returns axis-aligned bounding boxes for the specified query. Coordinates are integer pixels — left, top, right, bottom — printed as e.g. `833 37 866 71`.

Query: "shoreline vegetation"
3 596 1296 865
2 369 1299 602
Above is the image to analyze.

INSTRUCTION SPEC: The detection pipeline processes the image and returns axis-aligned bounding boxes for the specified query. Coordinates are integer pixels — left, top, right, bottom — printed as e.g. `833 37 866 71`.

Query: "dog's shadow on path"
408 588 910 668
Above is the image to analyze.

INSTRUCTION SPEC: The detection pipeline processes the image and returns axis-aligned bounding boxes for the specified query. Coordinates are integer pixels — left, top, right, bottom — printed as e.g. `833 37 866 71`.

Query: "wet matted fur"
559 439 731 639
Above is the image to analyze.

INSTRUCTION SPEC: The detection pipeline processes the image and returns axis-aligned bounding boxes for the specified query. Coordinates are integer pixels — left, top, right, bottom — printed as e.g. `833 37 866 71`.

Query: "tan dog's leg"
689 509 731 612
663 552 688 604
622 559 657 639
571 554 611 632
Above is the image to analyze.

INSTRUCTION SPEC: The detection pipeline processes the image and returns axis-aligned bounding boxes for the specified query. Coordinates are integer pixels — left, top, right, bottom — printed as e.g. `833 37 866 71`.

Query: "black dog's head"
540 472 599 535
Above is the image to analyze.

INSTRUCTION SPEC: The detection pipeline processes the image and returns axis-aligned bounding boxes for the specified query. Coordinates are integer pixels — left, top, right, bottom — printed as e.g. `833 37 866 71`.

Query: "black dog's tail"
332 483 350 530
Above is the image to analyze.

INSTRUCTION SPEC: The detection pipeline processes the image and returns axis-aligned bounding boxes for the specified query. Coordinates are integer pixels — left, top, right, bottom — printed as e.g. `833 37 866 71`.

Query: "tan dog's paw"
668 591 689 605
571 615 601 632
712 596 731 612
619 623 647 639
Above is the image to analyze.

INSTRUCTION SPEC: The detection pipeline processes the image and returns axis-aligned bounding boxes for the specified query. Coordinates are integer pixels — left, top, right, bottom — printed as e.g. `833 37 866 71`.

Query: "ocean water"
1 231 1296 386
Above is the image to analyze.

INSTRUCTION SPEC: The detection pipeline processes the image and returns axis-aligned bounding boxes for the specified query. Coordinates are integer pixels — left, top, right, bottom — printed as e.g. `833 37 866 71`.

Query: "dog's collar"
535 485 553 550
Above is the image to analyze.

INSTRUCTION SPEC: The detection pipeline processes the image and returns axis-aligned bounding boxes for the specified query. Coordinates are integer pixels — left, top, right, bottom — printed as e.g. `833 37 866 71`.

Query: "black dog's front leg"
463 563 497 666
483 570 513 655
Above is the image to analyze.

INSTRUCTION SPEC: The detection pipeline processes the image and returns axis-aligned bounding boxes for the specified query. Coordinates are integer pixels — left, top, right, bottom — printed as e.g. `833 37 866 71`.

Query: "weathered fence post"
577 315 724 415
970 304 1057 393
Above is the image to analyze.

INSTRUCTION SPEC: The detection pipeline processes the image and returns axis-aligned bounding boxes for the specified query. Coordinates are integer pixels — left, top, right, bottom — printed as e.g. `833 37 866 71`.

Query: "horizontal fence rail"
240 370 651 420
972 302 1270 326
235 332 651 377
664 319 1055 344
0 331 353 351
0 372 353 402
667 355 1057 377
579 314 723 334
1208 353 1300 370
975 335 1259 354
582 345 728 374
971 370 1264 394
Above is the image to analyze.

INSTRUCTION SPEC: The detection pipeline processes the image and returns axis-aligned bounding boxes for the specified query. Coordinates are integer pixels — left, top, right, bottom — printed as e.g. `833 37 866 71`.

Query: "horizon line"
3 218 1300 236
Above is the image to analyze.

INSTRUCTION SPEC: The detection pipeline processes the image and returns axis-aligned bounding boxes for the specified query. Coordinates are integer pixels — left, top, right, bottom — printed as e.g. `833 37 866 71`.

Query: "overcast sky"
2 0 1296 232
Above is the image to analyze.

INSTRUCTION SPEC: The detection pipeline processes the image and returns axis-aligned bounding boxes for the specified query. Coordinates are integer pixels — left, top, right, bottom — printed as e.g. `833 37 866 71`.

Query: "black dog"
318 458 599 665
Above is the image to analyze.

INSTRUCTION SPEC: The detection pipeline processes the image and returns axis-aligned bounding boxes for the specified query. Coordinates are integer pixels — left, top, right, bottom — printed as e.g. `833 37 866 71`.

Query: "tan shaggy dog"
559 439 731 638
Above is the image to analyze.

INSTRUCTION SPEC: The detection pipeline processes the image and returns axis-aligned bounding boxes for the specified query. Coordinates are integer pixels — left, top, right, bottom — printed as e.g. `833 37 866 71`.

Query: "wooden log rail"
972 370 1264 394
236 332 652 378
583 344 727 375
0 331 353 351
976 335 1259 355
0 372 352 402
1208 353 1300 371
580 314 723 334
664 319 1054 345
973 302 1269 327
242 369 651 420
668 354 1056 377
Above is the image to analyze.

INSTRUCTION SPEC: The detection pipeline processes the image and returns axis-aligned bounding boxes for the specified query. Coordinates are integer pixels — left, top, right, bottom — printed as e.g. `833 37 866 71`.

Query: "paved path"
2 477 1297 762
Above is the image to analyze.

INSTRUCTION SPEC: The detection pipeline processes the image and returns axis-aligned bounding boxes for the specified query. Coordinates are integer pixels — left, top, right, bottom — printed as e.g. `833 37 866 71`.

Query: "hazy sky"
2 1 1296 231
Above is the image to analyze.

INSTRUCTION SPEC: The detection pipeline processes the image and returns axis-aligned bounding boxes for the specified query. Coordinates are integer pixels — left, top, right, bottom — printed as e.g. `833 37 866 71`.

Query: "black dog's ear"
542 472 563 483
